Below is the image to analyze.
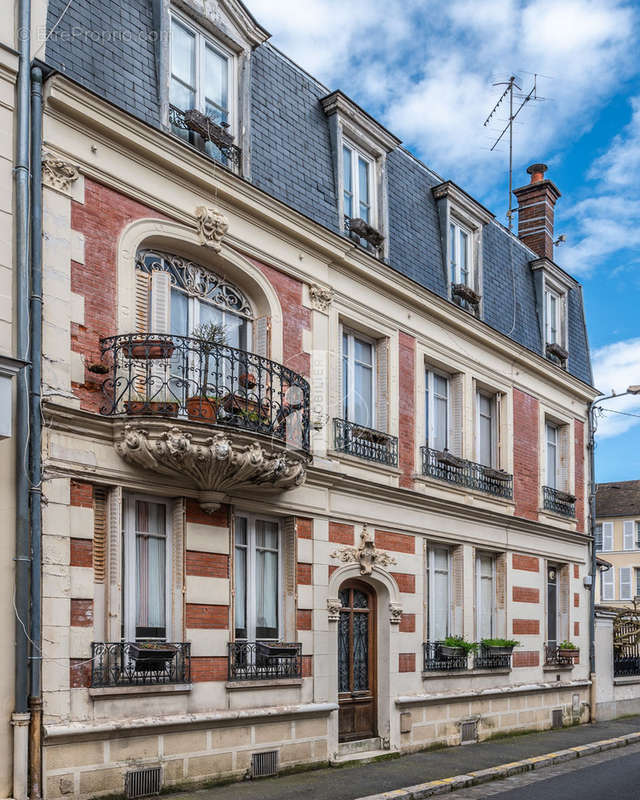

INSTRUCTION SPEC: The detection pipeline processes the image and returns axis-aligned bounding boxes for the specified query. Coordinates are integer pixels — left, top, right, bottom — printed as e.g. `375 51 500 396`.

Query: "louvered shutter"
253 316 270 358
150 270 171 334
338 325 345 421
558 425 569 492
603 522 614 552
558 565 569 641
107 486 123 641
282 516 297 640
451 545 464 635
496 393 503 469
636 568 640 599
595 524 603 551
449 373 464 457
620 567 632 601
135 269 150 333
602 568 614 602
93 487 107 584
624 520 634 551
171 499 185 641
376 337 389 432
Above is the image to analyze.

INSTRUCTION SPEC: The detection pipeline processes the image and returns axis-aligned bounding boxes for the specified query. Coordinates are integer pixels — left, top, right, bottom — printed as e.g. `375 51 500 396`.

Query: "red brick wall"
185 603 228 629
191 656 227 682
574 621 580 637
302 655 313 677
574 593 580 608
297 563 312 585
398 653 416 672
513 389 539 520
297 609 312 630
513 619 539 635
513 553 539 572
70 599 93 627
185 551 229 578
391 572 416 593
254 260 311 379
513 650 540 667
574 564 580 579
70 539 93 568
296 518 313 539
399 613 415 632
375 530 414 554
70 659 92 688
512 586 539 603
185 499 228 527
398 332 415 488
329 522 354 545
70 481 93 508
574 419 585 532
70 179 166 410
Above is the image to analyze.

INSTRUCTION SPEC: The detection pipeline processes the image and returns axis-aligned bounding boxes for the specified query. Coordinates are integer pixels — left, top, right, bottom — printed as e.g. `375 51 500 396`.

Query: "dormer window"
343 142 373 225
530 258 573 367
448 219 472 287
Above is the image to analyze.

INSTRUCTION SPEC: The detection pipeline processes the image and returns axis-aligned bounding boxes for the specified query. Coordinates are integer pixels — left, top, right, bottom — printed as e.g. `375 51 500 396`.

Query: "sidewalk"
169 715 640 800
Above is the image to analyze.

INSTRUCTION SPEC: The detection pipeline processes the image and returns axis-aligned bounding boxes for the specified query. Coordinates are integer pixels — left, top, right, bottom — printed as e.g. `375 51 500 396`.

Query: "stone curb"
354 731 640 800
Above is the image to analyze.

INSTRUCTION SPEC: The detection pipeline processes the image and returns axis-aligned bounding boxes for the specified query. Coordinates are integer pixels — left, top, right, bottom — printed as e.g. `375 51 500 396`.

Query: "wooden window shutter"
558 564 570 641
106 486 123 641
172 499 185 641
496 393 503 469
254 316 270 358
135 269 150 333
603 522 614 552
558 425 569 492
620 567 632 600
150 270 171 334
282 516 297 640
451 544 464 635
376 337 389 432
93 487 107 583
449 373 464 457
623 520 635 551
337 323 344 420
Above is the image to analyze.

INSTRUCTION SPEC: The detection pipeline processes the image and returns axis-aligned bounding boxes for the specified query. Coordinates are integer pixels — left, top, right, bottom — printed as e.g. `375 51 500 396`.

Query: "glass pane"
339 588 350 607
171 19 195 87
479 414 492 467
434 374 448 399
136 530 166 631
135 501 166 537
223 312 243 350
170 288 188 337
547 441 557 488
234 516 247 546
449 223 456 271
343 146 353 218
479 574 493 639
432 570 449 640
170 79 195 111
343 337 349 418
425 381 430 446
358 157 369 221
354 363 373 426
338 610 350 692
256 548 278 634
354 338 372 365
434 395 447 451
353 590 369 609
460 231 469 284
256 520 278 550
352 612 369 691
204 44 228 122
234 544 246 635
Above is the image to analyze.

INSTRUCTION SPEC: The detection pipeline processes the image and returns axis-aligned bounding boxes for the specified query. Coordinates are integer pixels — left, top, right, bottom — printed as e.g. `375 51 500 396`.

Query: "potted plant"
124 386 179 417
439 636 478 658
239 372 257 389
481 638 519 655
558 640 580 661
129 642 177 671
123 336 175 360
436 448 464 468
187 322 227 420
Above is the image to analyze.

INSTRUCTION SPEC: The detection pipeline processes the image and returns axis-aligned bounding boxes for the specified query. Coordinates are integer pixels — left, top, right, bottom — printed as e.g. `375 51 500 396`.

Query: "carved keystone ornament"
309 284 334 313
330 523 397 575
195 206 229 251
42 153 80 193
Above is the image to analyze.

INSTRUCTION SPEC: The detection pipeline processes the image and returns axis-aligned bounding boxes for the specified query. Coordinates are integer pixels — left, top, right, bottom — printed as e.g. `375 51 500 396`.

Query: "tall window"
123 496 171 640
546 422 558 489
476 553 495 640
601 568 614 602
343 143 372 224
620 567 633 601
342 329 375 428
425 370 449 451
234 515 281 640
544 285 566 348
477 392 496 468
547 565 558 645
427 547 450 641
449 220 472 286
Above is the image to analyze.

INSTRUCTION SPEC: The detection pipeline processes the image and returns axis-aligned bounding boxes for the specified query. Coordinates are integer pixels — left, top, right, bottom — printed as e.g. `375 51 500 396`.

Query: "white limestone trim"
327 562 402 624
396 678 590 705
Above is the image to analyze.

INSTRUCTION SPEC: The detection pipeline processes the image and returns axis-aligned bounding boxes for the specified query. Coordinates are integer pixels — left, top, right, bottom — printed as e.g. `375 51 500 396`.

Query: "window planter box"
129 643 177 672
183 108 235 148
452 283 481 306
435 449 464 469
347 217 385 248
122 338 175 360
482 467 511 482
124 400 179 417
546 342 569 361
186 395 221 421
558 647 579 661
439 645 466 658
256 642 300 664
483 644 515 656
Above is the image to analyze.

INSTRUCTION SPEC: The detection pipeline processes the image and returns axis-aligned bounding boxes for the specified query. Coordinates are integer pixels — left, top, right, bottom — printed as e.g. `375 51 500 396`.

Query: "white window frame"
602 521 614 552
427 546 451 641
476 391 497 468
476 552 496 640
449 217 473 287
601 567 614 602
170 8 238 137
342 139 377 227
425 369 450 451
623 520 635 551
543 278 567 349
545 421 558 489
620 566 633 601
122 494 173 642
342 327 377 429
233 512 283 641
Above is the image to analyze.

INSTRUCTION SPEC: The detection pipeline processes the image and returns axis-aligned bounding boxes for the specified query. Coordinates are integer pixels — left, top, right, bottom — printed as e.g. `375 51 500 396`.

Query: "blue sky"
249 0 640 483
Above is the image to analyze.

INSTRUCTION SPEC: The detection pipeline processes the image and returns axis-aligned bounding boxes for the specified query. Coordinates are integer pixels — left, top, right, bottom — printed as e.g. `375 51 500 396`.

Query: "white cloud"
592 338 640 439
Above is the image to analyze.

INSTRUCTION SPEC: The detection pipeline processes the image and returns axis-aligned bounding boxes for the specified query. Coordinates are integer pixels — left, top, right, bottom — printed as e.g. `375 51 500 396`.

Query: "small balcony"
542 486 576 517
334 418 398 467
228 641 302 681
423 641 468 672
90 641 191 688
544 643 576 668
421 446 513 499
99 333 310 452
473 646 512 671
169 104 241 172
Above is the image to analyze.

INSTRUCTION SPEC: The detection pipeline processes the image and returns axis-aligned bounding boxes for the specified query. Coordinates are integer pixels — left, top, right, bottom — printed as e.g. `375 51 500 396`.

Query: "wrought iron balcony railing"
344 215 384 255
90 641 191 688
473 646 512 670
99 333 310 451
544 643 575 668
334 418 398 467
543 486 576 517
169 104 241 172
423 641 469 672
421 446 513 499
228 641 302 681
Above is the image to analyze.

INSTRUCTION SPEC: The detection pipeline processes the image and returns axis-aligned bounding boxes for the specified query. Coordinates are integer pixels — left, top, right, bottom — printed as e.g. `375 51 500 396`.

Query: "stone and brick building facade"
3 0 600 795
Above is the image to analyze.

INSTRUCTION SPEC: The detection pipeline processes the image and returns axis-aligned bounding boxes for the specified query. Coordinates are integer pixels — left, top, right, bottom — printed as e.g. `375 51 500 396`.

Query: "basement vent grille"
251 750 279 777
460 720 478 744
552 709 563 729
125 766 162 799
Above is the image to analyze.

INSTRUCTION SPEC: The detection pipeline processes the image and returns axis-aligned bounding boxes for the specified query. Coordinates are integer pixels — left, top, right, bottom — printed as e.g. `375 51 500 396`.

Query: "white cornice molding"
174 0 269 49
321 90 401 155
432 181 494 227
530 257 579 291
42 76 597 403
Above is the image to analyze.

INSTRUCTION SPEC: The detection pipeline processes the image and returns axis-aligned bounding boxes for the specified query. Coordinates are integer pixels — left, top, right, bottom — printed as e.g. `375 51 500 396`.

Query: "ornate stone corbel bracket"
330 523 397 575
195 206 229 251
309 284 334 313
389 602 403 624
42 153 79 193
327 597 342 622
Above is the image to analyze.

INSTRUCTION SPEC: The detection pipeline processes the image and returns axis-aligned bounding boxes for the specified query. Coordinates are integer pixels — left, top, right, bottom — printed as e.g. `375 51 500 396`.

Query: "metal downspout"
29 64 43 800
13 0 32 796
588 403 597 722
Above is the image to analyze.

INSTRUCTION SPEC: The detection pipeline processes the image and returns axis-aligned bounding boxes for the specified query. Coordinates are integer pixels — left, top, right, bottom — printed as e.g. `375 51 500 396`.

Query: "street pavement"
169 715 640 800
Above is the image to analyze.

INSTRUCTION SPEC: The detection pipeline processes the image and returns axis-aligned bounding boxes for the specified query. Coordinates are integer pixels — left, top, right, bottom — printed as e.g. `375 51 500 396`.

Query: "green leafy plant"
442 636 478 654
191 322 227 397
481 638 519 648
558 640 578 650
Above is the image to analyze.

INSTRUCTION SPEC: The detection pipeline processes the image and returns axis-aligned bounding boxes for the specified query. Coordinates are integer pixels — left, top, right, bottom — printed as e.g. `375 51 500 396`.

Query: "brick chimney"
512 163 561 259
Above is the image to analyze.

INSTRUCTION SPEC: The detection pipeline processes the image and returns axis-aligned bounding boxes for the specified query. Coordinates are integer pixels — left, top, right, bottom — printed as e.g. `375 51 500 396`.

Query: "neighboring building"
5 0 597 796
595 481 640 607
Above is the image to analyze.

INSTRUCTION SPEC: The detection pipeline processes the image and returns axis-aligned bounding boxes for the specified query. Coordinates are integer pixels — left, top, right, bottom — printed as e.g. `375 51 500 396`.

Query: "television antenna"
483 74 544 230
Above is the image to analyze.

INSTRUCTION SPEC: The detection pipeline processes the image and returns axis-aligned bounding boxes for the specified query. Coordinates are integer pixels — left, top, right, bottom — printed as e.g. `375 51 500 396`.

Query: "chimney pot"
527 163 548 183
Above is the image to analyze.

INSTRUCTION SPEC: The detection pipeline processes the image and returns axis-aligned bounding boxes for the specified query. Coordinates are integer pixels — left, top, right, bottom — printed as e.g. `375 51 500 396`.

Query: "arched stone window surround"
117 218 284 361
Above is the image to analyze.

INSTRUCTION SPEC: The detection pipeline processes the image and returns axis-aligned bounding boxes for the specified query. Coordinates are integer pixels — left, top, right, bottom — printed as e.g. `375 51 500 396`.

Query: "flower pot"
129 643 177 672
239 372 257 389
484 645 515 656
187 396 221 421
559 647 579 661
122 339 174 360
439 645 466 658
124 400 179 417
436 449 464 468
223 394 270 420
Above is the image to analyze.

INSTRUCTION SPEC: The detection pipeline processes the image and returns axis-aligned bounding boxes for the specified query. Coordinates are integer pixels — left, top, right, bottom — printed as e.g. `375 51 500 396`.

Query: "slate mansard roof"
43 0 593 386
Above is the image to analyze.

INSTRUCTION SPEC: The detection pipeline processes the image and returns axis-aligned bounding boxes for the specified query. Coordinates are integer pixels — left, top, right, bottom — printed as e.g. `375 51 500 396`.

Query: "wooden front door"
338 581 376 742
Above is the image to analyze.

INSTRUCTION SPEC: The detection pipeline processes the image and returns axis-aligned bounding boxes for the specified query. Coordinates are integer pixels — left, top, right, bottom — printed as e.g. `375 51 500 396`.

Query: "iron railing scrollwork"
423 641 468 672
542 486 575 517
99 333 310 452
473 647 512 670
334 418 398 466
169 104 241 171
90 641 191 687
544 643 575 668
614 614 640 677
421 446 513 499
228 641 302 681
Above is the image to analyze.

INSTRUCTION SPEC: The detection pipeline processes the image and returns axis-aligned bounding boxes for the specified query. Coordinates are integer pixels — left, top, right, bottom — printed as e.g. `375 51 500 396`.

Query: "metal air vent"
460 720 478 744
125 766 162 799
552 709 563 729
251 750 279 777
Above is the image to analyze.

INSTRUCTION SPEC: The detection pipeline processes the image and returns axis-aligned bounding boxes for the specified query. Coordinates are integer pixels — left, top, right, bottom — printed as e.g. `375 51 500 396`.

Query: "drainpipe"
13 0 32 795
29 64 43 800
588 401 597 722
